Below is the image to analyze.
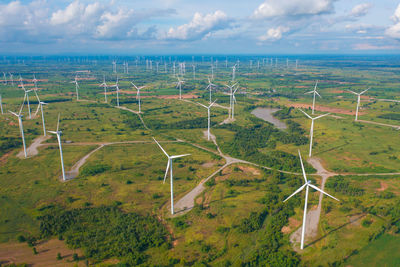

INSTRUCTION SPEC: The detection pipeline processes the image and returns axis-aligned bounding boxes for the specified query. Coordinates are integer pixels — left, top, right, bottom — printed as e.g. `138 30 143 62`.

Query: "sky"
0 0 400 55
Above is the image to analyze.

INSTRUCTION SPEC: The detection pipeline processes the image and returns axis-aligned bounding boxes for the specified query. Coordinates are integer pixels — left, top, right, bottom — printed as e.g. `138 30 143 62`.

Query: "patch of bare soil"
0 239 84 267
282 217 302 234
377 181 388 192
202 162 215 168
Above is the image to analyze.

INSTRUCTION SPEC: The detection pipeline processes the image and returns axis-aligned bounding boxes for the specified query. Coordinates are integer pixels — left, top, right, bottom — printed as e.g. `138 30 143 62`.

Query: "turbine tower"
176 77 185 100
153 138 190 215
48 114 66 181
305 81 321 115
99 75 108 103
348 88 370 121
9 106 27 158
283 150 339 250
131 82 146 113
0 94 3 114
299 109 330 157
197 99 217 141
225 83 238 119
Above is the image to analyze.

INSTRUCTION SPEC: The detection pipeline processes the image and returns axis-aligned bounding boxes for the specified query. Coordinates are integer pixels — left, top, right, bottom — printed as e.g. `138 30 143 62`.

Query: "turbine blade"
308 184 339 201
315 91 322 98
299 109 312 119
305 91 314 94
209 99 218 107
170 154 190 159
153 137 169 157
283 184 306 202
347 90 358 95
48 130 57 134
9 111 18 117
314 113 330 120
298 150 308 183
360 87 370 95
163 160 170 183
196 102 208 109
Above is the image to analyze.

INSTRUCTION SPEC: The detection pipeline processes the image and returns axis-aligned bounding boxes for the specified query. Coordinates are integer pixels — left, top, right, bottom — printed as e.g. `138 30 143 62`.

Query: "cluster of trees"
378 113 400 121
120 110 144 129
241 174 301 266
0 136 22 157
218 121 310 172
39 206 169 265
80 162 111 177
325 176 365 196
146 117 211 130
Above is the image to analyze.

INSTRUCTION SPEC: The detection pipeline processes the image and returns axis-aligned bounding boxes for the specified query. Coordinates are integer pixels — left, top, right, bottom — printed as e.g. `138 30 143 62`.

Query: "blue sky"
0 0 400 54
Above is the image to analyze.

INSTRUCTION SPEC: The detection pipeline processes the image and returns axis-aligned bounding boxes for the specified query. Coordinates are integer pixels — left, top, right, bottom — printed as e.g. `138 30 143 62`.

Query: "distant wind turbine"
111 76 120 107
225 83 238 119
283 150 339 250
99 75 108 103
305 81 321 115
48 114 66 181
131 81 146 113
9 105 27 158
20 77 32 119
206 77 216 104
348 88 370 121
153 137 190 215
70 75 79 100
299 109 330 157
33 90 47 136
0 94 3 114
176 77 185 100
197 99 217 140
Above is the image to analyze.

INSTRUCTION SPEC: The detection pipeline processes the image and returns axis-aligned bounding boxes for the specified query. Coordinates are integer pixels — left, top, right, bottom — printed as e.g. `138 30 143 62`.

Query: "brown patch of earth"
0 239 84 266
237 165 260 176
377 181 388 192
282 217 301 234
202 162 215 168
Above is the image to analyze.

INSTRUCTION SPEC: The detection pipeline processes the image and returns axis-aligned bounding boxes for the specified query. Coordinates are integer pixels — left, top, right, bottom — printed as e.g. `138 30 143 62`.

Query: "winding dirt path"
17 135 51 158
357 119 400 130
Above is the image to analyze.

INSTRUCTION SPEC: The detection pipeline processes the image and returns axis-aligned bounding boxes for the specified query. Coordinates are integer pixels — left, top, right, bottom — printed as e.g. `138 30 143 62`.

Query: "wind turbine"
48 114 66 181
206 77 216 104
131 81 145 113
9 73 14 86
197 99 217 140
299 109 330 157
3 72 7 85
70 75 79 100
9 105 27 158
99 75 108 103
33 90 47 136
225 83 238 119
32 74 38 90
232 64 236 82
305 81 321 115
153 137 190 215
283 150 339 250
176 77 185 100
20 77 32 119
348 88 370 121
111 76 120 107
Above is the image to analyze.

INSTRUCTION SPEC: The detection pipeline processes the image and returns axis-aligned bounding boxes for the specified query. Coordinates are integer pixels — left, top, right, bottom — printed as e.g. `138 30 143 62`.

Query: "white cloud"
386 4 400 39
258 26 289 41
353 43 397 50
349 3 372 17
166 10 230 40
252 0 335 19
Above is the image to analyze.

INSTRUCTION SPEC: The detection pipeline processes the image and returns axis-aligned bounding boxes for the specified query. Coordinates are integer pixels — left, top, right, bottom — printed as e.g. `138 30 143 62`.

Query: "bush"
80 162 111 177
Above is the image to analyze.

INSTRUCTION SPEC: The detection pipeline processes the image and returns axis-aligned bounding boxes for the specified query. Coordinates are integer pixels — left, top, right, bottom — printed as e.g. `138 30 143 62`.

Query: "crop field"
0 55 399 266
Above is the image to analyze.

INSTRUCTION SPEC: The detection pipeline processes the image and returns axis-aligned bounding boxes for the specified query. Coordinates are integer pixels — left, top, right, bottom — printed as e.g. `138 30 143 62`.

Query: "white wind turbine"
299 109 330 157
153 137 190 215
284 150 339 250
3 72 7 85
99 75 108 103
197 99 217 141
192 64 196 80
225 83 238 119
48 114 66 181
33 90 47 136
32 74 38 90
9 73 14 86
131 81 146 113
232 64 236 82
111 76 120 107
206 77 216 104
9 104 27 158
305 81 321 115
20 77 32 119
348 88 370 121
176 76 185 100
70 75 79 100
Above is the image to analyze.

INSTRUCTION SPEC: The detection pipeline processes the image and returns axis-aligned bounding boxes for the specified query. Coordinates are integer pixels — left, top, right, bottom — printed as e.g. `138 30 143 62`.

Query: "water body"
251 107 287 130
